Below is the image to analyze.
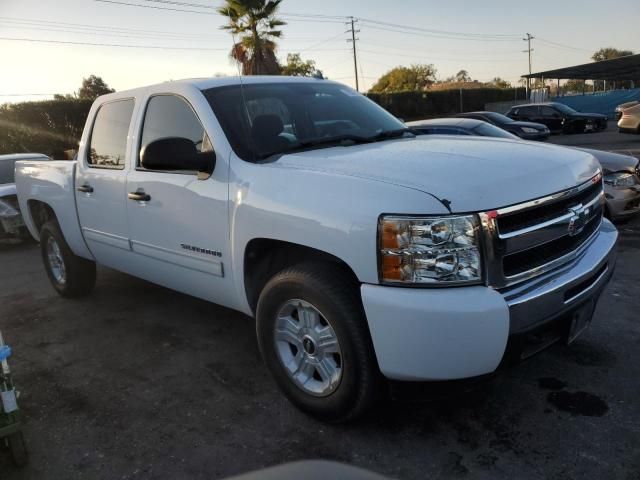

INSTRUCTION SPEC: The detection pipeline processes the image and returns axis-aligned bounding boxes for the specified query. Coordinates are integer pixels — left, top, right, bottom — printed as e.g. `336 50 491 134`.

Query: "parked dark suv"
507 102 608 134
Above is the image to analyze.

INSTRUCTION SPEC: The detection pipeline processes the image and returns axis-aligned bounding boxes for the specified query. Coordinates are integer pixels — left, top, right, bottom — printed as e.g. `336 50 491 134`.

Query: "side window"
540 106 559 117
139 95 212 169
87 99 135 169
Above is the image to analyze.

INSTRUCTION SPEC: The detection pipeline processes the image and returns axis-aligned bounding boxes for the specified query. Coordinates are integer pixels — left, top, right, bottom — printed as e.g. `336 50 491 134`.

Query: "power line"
0 93 58 97
94 0 347 22
0 36 228 50
0 16 214 37
0 23 223 42
358 17 521 40
360 24 520 42
536 37 591 53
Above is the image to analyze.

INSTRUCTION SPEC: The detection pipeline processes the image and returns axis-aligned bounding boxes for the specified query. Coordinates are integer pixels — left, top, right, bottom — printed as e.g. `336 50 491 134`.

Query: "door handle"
77 184 93 193
128 191 151 202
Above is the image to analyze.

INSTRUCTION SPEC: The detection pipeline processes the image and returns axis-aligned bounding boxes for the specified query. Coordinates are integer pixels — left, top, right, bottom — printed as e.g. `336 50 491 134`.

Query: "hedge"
367 87 527 121
0 99 93 157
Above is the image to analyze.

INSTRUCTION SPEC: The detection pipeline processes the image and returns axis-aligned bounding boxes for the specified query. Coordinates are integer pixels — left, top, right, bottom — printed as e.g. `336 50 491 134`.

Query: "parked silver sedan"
576 148 640 221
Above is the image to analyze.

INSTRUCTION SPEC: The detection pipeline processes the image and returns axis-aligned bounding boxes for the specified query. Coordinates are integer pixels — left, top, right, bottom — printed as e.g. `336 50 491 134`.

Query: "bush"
0 99 93 157
367 87 526 121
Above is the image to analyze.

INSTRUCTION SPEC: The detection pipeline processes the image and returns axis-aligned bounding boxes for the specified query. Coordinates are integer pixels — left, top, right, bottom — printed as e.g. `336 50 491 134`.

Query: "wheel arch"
243 238 362 315
27 199 58 239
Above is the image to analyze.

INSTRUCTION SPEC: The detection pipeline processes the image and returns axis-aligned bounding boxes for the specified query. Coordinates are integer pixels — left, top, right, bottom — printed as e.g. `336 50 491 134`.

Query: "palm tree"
218 0 286 76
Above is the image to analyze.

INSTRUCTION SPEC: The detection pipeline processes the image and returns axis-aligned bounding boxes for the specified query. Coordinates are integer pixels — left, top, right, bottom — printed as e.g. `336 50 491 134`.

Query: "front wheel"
256 263 382 422
40 221 96 298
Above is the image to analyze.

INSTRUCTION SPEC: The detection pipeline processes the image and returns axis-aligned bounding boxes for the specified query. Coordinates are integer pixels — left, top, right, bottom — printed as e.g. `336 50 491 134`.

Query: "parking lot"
1 133 640 480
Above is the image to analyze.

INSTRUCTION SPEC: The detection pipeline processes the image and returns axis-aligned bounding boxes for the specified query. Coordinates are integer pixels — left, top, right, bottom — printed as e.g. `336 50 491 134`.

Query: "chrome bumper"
500 218 618 334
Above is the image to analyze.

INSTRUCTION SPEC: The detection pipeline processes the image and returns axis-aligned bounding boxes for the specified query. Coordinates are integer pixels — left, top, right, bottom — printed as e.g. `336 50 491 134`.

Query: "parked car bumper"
0 188 27 238
606 184 640 220
361 219 617 381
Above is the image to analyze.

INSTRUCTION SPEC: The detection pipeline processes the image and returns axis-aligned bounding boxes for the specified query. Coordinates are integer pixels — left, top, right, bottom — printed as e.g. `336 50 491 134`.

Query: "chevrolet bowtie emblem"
568 204 590 236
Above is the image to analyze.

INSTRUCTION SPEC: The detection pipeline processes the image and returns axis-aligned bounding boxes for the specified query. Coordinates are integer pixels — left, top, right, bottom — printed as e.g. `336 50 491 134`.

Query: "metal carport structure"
522 54 640 84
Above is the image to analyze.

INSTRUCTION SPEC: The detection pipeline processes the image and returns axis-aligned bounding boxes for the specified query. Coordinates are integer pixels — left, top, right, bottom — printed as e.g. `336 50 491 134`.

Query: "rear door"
75 98 136 268
124 94 232 305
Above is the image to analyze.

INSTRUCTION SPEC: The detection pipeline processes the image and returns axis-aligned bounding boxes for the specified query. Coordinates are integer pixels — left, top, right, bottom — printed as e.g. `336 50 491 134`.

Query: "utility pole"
522 33 535 95
346 17 360 92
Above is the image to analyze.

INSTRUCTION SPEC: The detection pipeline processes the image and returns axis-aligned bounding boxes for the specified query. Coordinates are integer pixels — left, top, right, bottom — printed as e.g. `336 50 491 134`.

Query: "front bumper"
361 219 618 381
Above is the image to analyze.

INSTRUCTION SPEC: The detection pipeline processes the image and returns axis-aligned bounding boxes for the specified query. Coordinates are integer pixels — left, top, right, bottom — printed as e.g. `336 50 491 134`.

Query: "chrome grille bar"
480 172 604 289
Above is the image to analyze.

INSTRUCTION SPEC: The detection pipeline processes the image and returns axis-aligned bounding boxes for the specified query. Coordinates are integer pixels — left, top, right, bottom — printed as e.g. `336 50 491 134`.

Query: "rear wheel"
40 221 96 298
256 263 382 422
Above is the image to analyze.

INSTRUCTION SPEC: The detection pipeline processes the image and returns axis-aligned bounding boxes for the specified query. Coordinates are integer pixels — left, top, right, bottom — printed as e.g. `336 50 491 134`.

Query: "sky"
0 0 638 103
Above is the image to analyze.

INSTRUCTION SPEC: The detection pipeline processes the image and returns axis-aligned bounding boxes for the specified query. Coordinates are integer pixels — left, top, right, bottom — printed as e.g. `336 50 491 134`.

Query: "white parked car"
0 153 50 239
15 77 617 421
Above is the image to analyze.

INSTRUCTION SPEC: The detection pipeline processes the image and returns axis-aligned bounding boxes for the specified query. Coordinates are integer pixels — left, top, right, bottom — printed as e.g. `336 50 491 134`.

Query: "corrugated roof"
523 54 640 80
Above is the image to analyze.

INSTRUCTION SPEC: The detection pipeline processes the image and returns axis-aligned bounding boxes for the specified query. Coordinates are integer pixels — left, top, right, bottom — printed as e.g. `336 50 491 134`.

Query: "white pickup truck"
15 77 617 421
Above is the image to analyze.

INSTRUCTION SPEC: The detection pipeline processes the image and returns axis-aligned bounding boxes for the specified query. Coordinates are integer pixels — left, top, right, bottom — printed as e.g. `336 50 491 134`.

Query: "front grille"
497 180 601 234
483 174 604 288
503 215 600 277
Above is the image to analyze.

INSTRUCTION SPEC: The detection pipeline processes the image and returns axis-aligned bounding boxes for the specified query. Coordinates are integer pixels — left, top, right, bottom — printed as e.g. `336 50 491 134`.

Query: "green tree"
281 53 322 77
591 47 634 62
77 75 115 100
369 64 437 93
455 69 471 82
218 0 285 75
488 77 511 88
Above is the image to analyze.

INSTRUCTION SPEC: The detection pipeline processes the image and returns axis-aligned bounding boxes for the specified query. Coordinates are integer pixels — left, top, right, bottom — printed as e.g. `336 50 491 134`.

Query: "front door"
125 94 233 306
540 106 564 131
75 98 136 269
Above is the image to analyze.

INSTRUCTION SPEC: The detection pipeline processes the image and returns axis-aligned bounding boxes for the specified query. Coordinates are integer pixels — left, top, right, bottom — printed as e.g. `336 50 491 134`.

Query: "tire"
8 432 27 467
40 220 96 298
256 262 382 422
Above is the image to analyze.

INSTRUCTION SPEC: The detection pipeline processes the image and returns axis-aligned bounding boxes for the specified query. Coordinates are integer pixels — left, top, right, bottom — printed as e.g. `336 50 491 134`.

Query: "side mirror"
140 137 215 176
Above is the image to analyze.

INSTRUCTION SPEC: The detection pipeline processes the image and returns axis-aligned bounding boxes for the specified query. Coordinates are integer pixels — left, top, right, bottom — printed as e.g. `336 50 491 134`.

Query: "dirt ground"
1 133 640 479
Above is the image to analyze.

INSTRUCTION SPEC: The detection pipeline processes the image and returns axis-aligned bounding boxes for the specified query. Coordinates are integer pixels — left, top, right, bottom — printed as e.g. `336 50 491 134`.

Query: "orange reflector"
381 222 399 249
382 255 402 280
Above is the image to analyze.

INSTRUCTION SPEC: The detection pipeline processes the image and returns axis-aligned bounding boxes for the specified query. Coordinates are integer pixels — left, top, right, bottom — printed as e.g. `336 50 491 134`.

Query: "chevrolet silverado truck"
15 77 618 422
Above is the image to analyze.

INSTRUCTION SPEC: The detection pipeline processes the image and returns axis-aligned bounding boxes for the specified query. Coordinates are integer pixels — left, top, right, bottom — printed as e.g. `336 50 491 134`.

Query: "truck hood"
267 136 601 212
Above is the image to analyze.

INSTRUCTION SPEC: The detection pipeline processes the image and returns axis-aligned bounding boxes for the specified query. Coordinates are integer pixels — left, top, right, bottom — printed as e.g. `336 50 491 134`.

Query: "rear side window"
87 99 135 169
139 95 212 169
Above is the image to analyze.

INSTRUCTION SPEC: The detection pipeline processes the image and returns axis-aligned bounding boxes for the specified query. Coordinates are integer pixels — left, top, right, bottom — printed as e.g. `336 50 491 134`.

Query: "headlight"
603 172 637 188
521 127 538 134
379 215 482 285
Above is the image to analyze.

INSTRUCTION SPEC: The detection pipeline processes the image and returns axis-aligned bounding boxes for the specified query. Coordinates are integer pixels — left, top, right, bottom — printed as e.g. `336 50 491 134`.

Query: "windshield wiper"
257 134 376 160
370 128 416 140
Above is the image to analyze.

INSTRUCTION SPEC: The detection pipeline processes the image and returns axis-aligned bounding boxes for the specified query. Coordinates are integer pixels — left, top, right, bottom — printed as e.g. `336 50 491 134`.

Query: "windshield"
482 112 514 125
204 82 407 161
0 159 17 184
552 103 578 115
472 122 519 139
